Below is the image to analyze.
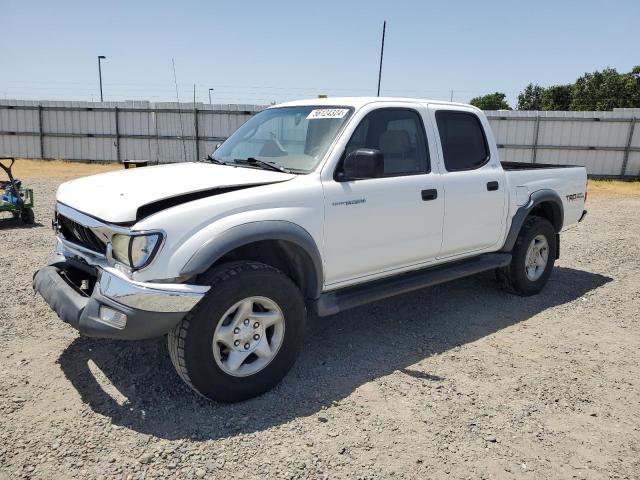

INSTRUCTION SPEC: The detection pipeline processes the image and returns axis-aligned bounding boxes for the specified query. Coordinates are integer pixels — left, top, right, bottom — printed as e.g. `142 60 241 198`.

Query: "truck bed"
501 161 583 171
501 160 587 230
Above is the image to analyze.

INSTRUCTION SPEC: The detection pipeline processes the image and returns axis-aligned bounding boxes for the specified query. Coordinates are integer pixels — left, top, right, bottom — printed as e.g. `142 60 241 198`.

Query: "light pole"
208 88 214 105
97 55 106 102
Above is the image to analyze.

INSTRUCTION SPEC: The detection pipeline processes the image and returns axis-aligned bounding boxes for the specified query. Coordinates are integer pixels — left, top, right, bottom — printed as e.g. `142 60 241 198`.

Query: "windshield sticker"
307 108 349 120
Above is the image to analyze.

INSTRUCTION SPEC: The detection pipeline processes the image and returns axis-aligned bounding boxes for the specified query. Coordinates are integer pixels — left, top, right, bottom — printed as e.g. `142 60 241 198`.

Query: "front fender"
179 220 323 297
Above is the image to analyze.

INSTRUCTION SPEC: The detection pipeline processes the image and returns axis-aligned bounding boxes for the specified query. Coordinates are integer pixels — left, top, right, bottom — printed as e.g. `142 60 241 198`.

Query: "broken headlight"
111 233 163 270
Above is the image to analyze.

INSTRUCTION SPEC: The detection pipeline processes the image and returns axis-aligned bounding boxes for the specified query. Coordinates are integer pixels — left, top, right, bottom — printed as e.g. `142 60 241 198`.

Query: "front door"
322 106 444 286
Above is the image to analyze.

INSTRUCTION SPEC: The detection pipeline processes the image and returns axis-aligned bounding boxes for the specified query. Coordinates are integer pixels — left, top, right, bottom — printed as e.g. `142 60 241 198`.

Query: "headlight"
111 233 162 270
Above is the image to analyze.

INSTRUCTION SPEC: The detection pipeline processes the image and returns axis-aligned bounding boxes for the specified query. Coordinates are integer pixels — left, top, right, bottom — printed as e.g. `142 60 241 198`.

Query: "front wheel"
168 261 306 402
496 216 556 296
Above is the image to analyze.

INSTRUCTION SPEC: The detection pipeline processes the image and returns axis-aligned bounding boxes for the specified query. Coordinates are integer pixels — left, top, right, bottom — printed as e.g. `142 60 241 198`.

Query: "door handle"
421 189 438 201
487 181 499 191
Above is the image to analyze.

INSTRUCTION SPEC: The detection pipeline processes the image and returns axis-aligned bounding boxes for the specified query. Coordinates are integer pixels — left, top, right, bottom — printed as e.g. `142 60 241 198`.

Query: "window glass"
345 118 369 155
213 106 352 172
435 111 489 171
342 109 429 176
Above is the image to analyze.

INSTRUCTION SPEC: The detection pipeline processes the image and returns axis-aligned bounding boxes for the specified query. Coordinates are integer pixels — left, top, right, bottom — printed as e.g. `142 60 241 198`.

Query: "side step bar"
315 253 512 316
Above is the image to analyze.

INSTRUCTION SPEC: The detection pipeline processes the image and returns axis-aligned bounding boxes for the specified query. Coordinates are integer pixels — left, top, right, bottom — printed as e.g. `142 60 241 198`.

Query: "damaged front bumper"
33 241 209 340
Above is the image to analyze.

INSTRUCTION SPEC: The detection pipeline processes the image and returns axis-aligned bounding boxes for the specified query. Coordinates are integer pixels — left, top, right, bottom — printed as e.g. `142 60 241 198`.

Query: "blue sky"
2 0 637 107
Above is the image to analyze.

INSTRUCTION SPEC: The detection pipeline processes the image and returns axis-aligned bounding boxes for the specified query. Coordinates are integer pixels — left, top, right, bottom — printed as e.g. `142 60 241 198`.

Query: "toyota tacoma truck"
33 97 588 402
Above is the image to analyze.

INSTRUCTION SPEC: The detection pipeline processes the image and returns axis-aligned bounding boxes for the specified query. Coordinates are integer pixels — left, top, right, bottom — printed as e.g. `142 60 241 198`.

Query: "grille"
57 214 107 254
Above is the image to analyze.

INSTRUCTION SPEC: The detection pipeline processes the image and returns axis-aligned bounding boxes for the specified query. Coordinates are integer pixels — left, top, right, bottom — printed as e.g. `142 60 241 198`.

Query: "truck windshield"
211 106 353 173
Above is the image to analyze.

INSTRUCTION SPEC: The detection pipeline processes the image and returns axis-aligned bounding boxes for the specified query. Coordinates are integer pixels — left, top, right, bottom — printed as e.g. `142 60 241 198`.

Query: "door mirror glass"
339 148 384 181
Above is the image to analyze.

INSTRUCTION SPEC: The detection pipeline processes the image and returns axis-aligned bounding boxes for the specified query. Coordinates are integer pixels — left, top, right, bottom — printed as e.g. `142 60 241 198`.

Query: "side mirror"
203 143 223 162
338 148 384 181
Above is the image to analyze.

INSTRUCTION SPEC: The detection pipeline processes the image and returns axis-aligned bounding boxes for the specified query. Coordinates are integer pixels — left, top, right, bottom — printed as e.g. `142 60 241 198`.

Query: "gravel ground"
1 176 639 480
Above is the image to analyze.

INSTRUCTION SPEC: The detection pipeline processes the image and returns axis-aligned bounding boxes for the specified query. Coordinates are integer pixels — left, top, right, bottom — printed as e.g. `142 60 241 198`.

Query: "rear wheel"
168 261 306 402
497 216 556 296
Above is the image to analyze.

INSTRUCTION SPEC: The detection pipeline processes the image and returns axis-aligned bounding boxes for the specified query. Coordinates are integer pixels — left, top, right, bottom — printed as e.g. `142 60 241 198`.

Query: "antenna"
377 21 386 97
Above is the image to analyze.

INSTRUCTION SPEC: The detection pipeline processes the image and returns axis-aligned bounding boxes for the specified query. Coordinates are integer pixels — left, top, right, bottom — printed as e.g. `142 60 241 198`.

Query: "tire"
496 216 556 296
168 261 306 402
21 208 34 224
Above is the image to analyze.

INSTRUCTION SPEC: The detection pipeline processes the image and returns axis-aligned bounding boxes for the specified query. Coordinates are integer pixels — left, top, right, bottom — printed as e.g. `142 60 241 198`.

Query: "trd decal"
332 198 366 207
565 193 585 201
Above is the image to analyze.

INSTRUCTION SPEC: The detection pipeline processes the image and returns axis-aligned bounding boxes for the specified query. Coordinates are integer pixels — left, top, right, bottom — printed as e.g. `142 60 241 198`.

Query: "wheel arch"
501 189 564 252
179 221 323 299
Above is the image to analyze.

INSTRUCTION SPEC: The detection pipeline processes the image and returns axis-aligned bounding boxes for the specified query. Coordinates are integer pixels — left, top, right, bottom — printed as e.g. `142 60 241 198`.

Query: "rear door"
429 107 507 258
321 104 444 286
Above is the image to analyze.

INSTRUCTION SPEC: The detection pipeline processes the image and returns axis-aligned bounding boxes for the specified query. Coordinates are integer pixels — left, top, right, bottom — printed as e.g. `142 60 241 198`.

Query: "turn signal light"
97 306 127 330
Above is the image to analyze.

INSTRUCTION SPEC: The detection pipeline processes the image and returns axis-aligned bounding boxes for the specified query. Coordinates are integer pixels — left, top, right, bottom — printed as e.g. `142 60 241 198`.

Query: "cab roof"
273 96 474 110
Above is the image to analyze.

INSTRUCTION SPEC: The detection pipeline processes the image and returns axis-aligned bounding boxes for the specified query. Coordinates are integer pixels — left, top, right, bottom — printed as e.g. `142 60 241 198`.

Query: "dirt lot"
1 161 639 480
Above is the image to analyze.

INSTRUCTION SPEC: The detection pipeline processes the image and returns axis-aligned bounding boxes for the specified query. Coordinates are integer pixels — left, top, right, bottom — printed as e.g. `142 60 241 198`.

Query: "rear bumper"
33 255 208 340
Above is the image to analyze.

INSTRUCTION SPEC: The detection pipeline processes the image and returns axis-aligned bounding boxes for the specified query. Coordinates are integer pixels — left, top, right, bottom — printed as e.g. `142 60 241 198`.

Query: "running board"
315 253 512 317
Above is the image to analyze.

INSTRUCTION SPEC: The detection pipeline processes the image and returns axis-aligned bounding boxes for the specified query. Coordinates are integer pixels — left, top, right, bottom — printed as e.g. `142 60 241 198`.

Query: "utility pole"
376 21 386 97
208 88 214 105
450 90 454 102
97 56 106 102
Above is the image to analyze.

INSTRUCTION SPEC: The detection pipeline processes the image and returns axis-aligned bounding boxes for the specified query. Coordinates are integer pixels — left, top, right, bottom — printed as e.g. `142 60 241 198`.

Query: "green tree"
541 84 572 110
469 92 511 110
517 83 571 110
570 67 640 111
517 84 544 110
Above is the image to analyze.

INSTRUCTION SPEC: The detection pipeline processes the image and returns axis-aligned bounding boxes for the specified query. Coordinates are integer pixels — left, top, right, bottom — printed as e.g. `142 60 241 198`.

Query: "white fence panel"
1 100 638 178
486 110 639 178
627 152 640 177
43 136 116 162
157 139 196 164
0 100 265 164
0 135 39 158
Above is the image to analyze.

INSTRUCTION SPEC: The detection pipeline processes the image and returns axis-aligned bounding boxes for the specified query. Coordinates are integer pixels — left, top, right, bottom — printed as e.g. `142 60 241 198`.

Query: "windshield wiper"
233 157 291 173
204 154 226 165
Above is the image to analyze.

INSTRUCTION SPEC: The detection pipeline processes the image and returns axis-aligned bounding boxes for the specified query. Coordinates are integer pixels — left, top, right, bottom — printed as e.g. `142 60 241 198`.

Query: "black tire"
168 261 306 402
21 208 34 224
496 216 556 296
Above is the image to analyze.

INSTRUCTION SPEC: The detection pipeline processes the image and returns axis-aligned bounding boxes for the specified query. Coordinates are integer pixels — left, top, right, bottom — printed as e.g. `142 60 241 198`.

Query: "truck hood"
56 162 295 224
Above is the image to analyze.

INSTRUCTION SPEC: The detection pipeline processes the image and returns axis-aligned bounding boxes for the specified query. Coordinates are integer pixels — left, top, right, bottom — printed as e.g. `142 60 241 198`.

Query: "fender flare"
179 220 323 298
500 189 564 252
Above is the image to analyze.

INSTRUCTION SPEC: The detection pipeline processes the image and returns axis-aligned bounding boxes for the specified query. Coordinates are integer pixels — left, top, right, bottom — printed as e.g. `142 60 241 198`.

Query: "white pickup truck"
34 97 587 402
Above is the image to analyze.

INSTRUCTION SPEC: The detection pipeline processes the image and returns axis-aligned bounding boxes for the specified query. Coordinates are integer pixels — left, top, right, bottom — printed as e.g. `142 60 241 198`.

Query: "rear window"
435 111 489 171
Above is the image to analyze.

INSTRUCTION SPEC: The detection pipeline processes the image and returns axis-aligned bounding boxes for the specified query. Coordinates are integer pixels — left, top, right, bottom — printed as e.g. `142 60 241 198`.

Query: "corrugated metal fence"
486 110 639 179
0 100 263 164
1 100 638 179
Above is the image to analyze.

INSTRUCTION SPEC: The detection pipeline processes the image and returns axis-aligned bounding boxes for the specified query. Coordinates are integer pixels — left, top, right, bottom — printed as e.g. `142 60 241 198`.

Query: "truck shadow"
57 266 611 441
